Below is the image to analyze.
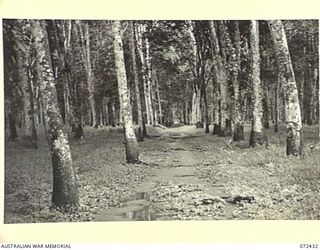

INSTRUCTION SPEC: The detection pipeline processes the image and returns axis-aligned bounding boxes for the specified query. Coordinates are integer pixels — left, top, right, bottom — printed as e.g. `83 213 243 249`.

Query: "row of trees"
4 19 319 209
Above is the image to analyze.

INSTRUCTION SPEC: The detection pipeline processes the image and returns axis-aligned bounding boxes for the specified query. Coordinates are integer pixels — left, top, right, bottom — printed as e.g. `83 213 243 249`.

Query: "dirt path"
93 135 237 221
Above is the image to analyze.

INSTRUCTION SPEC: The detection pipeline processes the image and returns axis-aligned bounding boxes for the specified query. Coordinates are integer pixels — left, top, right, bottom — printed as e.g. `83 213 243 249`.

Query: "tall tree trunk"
249 20 266 147
145 35 154 126
151 69 158 125
274 72 280 132
27 68 38 148
187 21 203 128
84 22 98 128
110 102 116 127
130 21 144 141
72 76 84 139
30 20 79 208
232 21 244 141
135 23 152 126
202 84 210 133
155 71 163 124
263 84 270 129
209 21 229 136
268 20 302 156
303 37 313 125
112 20 140 163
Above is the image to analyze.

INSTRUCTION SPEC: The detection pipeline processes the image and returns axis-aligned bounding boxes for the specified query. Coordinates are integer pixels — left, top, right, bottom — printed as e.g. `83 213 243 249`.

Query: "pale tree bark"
209 21 229 136
268 20 302 156
112 20 140 163
232 21 244 141
249 20 266 147
130 21 144 141
191 86 201 127
30 20 79 208
187 21 202 127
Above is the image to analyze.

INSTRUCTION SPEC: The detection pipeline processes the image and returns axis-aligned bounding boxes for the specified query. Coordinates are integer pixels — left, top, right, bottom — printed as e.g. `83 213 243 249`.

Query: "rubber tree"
129 21 144 141
112 20 140 163
249 20 267 147
209 21 229 136
30 20 79 208
231 21 244 141
268 20 302 156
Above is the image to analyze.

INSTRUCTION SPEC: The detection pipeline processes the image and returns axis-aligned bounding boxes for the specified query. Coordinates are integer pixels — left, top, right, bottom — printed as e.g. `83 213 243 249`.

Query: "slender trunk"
187 21 203 128
274 72 280 132
30 20 79 208
303 40 313 125
110 102 116 127
27 69 38 148
194 85 202 128
103 97 109 126
263 85 270 129
249 20 266 147
145 36 154 126
72 77 84 139
135 24 151 126
151 68 159 125
268 20 302 156
155 73 162 124
232 21 244 141
84 23 98 128
202 85 210 133
112 20 140 163
191 90 197 124
130 22 144 141
209 21 229 136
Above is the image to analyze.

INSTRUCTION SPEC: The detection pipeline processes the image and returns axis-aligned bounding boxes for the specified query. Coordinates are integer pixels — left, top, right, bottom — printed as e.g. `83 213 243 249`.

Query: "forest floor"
4 123 320 223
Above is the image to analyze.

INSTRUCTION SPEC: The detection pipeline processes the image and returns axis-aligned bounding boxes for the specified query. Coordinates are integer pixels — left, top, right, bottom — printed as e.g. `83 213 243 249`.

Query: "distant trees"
3 19 319 163
12 21 38 147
